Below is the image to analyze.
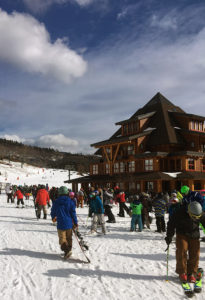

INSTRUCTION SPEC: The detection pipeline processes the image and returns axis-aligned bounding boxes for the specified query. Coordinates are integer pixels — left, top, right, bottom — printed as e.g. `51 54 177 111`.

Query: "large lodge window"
190 120 204 131
105 163 110 174
114 162 119 173
128 144 134 155
188 158 195 170
120 162 125 173
202 159 205 171
128 161 135 172
92 164 98 174
145 159 153 171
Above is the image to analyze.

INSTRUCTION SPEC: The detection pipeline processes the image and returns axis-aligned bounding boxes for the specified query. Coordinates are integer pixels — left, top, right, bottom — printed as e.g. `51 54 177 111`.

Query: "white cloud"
150 14 178 30
36 134 79 152
2 135 26 144
22 0 95 13
0 9 87 83
2 134 79 153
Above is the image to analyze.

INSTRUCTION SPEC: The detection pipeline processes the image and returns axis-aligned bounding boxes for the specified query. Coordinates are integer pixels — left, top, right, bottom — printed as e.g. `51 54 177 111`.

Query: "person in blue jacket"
90 190 106 234
51 186 78 258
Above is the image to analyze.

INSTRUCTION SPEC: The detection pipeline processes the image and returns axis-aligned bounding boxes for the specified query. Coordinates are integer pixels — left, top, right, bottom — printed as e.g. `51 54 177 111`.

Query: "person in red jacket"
35 185 50 219
14 186 25 208
114 186 131 217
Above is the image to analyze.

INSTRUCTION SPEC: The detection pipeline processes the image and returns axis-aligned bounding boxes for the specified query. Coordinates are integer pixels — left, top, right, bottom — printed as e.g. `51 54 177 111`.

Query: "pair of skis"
181 268 203 298
73 229 90 263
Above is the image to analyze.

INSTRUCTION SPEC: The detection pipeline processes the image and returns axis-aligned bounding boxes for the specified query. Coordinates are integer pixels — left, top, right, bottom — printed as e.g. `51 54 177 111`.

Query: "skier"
35 185 50 219
13 186 25 208
103 187 116 223
90 190 106 234
165 201 205 283
51 186 78 258
152 192 167 233
114 186 130 217
130 195 143 232
180 185 203 206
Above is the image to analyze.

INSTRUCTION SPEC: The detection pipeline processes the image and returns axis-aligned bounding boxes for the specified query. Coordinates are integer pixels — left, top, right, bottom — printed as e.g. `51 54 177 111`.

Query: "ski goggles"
188 211 202 220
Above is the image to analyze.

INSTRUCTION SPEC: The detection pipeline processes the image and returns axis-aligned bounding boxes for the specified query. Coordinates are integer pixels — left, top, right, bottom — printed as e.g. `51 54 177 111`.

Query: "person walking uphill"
165 201 205 283
51 186 78 258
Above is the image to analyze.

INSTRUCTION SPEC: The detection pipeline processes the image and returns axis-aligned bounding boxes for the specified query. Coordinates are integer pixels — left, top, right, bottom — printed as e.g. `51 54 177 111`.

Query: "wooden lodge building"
66 92 205 194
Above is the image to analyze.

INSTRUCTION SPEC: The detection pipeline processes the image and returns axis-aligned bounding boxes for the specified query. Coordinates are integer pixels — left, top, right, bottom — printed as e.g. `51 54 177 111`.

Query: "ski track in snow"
1 194 205 299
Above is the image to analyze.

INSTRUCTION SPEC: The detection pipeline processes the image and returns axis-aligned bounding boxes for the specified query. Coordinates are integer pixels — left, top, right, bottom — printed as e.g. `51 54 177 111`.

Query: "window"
133 122 139 132
128 161 135 172
123 125 128 135
128 145 134 155
190 121 195 130
92 164 98 174
145 181 153 191
105 163 110 174
202 159 205 171
202 144 205 152
136 182 140 191
188 158 195 170
145 159 153 171
120 162 125 173
105 147 111 154
176 159 182 171
129 182 135 191
114 162 119 173
199 122 203 131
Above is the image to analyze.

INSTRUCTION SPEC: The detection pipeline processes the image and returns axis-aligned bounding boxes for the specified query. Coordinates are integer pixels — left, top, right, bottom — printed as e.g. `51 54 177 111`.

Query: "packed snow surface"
0 161 205 299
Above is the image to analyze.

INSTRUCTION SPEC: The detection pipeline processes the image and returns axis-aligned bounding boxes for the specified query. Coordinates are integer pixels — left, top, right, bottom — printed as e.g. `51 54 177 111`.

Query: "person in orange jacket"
14 186 25 208
35 185 50 219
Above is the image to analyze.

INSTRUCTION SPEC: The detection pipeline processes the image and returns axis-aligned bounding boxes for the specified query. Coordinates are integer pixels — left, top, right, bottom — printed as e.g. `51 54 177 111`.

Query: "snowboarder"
51 186 78 258
165 201 205 283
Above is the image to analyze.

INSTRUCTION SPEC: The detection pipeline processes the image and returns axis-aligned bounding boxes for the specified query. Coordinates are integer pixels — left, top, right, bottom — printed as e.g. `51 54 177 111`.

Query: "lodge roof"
92 92 189 154
91 129 154 147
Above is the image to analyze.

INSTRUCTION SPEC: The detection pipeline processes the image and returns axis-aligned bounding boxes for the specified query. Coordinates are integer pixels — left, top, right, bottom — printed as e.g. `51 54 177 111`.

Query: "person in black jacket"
165 201 205 283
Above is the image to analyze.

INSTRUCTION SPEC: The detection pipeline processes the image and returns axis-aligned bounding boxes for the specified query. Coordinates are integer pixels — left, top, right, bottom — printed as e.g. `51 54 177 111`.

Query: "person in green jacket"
130 196 143 232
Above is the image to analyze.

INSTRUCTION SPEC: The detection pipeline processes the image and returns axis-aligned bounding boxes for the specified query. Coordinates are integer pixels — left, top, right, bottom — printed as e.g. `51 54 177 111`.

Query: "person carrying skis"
165 201 205 283
90 190 106 234
51 186 78 258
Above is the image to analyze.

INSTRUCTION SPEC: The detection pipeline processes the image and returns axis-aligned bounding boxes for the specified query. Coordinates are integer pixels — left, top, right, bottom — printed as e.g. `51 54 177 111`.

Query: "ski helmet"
180 185 190 195
188 201 202 219
58 186 68 195
69 192 75 197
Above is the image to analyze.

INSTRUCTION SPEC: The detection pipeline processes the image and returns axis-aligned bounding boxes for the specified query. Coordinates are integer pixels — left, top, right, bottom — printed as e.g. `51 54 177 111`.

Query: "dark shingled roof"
176 172 205 180
93 92 187 155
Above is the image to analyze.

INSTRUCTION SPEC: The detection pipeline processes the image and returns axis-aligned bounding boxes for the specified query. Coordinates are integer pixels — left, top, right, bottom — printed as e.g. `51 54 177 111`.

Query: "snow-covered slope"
0 160 80 188
1 161 205 299
1 194 205 299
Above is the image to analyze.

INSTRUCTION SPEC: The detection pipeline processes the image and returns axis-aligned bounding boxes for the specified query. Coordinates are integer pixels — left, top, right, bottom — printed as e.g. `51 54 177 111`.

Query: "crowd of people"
3 183 205 283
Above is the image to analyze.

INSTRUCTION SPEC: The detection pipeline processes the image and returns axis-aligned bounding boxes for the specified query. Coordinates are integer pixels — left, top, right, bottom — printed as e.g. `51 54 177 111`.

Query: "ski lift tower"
65 164 75 181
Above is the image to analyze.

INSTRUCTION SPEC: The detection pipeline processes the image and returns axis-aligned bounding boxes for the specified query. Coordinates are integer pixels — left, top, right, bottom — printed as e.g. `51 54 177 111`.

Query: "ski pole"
165 246 169 282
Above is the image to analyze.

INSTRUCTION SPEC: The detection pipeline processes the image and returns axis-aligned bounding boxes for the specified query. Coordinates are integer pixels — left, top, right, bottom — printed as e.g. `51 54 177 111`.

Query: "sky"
0 0 205 154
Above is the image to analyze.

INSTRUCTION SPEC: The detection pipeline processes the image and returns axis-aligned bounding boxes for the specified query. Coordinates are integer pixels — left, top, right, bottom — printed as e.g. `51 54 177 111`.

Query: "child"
51 186 78 258
130 196 143 232
90 190 106 234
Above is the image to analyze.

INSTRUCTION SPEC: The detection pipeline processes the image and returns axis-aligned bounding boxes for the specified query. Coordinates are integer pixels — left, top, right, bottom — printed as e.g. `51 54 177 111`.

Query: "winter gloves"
165 236 172 245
